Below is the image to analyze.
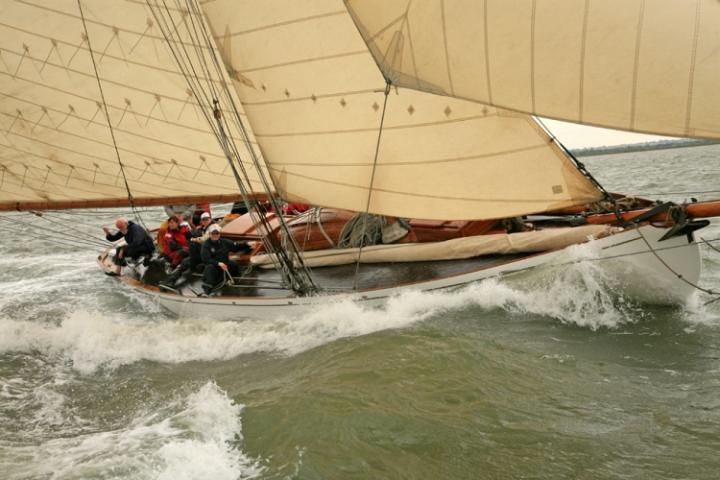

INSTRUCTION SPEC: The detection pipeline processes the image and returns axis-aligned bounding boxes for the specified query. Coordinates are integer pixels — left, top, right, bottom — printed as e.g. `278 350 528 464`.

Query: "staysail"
0 0 265 211
198 0 603 221
344 0 720 140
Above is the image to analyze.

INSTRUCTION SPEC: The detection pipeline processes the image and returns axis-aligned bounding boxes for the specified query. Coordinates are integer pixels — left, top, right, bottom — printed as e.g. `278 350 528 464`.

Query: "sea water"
1 145 720 479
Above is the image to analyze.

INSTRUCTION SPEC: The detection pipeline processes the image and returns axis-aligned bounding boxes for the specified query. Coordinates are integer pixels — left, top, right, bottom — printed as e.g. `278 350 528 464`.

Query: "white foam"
0 237 669 376
157 383 262 480
6 381 262 480
678 292 720 327
0 276 636 376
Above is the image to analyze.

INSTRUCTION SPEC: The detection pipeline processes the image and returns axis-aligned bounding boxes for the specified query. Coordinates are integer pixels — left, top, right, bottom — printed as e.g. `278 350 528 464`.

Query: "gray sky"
542 119 671 149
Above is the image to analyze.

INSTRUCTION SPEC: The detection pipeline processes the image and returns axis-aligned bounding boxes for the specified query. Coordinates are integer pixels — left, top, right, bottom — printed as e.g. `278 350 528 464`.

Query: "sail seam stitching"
266 144 548 167
210 10 346 38
253 114 499 137
0 166 165 198
403 1 422 91
364 13 407 44
237 50 367 74
0 109 246 169
684 0 701 136
483 0 493 103
0 93 253 146
0 22 223 83
77 0 140 216
0 106 244 160
578 0 590 122
530 0 536 113
240 88 379 106
16 0 212 49
0 61 243 120
265 167 593 204
629 0 646 131
0 140 243 192
440 0 455 96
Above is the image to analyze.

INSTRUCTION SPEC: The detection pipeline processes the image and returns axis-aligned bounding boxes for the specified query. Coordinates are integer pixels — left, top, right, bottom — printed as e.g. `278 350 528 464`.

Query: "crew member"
161 212 212 287
103 217 154 275
161 216 190 267
200 224 251 295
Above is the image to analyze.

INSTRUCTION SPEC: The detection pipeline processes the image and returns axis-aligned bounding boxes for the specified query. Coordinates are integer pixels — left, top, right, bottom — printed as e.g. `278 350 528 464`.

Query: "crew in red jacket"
161 216 190 266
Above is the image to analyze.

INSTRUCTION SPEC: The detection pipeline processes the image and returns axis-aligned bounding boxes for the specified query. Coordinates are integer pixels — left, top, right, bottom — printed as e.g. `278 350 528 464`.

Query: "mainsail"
199 0 603 221
344 0 720 140
0 0 266 211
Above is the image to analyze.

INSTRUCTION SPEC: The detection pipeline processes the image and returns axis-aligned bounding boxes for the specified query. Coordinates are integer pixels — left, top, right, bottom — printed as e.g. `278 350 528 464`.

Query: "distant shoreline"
572 139 718 157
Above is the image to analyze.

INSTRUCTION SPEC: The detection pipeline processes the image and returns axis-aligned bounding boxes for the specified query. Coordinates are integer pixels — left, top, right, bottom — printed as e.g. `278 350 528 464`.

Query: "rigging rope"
146 0 318 294
534 117 624 222
339 213 385 249
77 0 148 231
26 211 109 246
185 0 318 293
145 1 285 276
700 236 720 255
314 208 336 249
634 227 720 302
353 80 392 290
524 225 720 303
0 216 108 250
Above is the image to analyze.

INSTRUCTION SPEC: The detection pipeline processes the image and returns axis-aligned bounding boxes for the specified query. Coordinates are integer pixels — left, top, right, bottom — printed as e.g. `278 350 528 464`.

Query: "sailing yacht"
1 0 719 319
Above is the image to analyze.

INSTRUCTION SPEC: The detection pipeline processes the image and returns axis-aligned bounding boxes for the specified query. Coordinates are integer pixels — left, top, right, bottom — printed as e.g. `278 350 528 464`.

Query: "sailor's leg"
162 257 191 286
228 260 240 278
201 265 222 294
111 246 127 274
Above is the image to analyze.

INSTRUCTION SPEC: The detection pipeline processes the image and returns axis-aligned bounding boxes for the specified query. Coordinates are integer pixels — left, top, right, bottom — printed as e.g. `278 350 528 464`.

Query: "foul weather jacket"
105 221 154 258
162 226 191 266
201 238 251 267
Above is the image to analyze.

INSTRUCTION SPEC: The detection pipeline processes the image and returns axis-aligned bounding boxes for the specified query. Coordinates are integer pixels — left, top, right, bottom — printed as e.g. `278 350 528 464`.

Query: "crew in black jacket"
200 224 251 295
103 217 154 274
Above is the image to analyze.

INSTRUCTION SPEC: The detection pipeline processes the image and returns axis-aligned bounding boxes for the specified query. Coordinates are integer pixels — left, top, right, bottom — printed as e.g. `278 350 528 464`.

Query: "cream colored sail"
0 0 264 211
199 0 602 221
344 0 720 140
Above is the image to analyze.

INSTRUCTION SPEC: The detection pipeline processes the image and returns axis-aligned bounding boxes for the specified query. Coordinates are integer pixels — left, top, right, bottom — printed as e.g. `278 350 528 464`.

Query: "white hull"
115 224 701 320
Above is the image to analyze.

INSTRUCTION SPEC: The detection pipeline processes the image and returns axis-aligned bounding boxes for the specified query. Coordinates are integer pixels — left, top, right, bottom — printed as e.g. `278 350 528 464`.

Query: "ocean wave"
0 268 646 376
3 381 262 480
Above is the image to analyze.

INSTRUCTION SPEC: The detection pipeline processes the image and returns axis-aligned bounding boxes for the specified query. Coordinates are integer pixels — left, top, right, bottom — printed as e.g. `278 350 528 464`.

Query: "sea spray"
3 381 262 480
0 254 650 375
0 239 665 377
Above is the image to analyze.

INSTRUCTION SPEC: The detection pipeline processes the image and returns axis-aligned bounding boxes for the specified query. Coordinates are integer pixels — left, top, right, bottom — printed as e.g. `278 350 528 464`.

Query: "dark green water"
2 146 720 479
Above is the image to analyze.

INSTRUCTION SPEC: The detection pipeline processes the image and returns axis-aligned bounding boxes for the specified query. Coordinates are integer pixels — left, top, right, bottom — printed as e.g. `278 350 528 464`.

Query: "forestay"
199 0 603 221
0 0 266 211
344 0 720 140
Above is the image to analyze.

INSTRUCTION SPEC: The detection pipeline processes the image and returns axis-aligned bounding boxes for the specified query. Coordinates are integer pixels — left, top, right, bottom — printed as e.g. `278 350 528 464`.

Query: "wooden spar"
585 200 720 225
0 193 268 212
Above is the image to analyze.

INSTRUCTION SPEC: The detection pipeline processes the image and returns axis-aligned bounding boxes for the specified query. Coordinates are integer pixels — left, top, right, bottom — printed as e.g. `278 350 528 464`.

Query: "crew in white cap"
199 224 251 296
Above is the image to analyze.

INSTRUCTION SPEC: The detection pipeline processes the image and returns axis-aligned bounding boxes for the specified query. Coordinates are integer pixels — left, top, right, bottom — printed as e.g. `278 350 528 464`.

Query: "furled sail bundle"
199 0 603 221
344 0 720 140
0 0 266 211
